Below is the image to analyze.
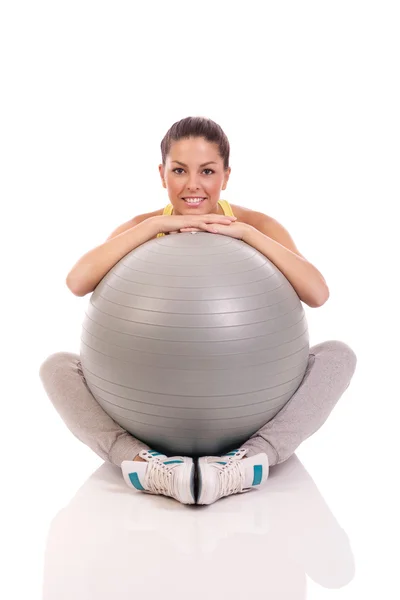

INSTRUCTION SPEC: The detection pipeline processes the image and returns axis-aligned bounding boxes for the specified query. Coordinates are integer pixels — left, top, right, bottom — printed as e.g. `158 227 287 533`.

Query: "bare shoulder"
231 204 271 226
233 205 306 257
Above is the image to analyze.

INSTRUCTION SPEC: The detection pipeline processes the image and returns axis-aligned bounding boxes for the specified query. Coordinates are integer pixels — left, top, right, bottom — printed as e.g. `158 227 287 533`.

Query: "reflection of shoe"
197 448 269 505
121 449 196 505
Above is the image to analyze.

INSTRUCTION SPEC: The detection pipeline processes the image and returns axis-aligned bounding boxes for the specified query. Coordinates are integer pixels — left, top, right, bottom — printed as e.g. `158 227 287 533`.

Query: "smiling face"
159 136 231 215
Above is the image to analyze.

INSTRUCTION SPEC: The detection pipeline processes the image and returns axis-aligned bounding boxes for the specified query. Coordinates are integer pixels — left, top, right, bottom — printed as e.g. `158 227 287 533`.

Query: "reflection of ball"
80 232 309 457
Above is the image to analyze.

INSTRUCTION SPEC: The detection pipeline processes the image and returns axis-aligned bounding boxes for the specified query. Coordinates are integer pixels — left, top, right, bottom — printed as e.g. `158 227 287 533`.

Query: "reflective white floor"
5 353 399 600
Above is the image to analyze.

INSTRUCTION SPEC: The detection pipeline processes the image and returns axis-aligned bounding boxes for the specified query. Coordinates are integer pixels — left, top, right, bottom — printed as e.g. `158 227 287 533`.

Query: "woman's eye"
173 168 214 175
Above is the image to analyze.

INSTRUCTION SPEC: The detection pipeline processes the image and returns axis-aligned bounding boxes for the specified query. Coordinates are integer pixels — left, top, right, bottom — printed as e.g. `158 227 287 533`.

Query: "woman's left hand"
179 221 250 240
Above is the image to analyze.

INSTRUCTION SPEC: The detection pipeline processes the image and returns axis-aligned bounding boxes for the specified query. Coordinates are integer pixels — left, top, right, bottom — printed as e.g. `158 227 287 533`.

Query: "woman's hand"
180 221 250 240
152 213 238 235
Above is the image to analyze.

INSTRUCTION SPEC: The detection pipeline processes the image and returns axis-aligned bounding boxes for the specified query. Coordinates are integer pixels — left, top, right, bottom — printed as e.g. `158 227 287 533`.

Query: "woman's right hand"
150 213 237 235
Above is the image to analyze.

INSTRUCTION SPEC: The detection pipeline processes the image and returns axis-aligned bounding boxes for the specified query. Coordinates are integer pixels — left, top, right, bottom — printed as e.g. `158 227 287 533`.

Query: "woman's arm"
242 217 329 308
66 217 158 297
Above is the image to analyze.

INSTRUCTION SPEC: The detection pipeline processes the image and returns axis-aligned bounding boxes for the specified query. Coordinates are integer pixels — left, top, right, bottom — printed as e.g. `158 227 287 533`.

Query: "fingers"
198 222 218 232
219 216 236 223
204 214 236 224
171 215 237 235
180 226 217 233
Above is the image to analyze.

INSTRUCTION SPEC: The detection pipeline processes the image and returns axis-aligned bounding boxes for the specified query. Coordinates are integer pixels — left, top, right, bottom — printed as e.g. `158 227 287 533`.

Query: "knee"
311 340 358 383
39 351 78 381
314 340 357 367
330 340 357 370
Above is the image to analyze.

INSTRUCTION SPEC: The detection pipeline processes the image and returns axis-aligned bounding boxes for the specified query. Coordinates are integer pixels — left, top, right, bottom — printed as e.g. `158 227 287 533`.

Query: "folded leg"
39 352 150 466
240 340 358 466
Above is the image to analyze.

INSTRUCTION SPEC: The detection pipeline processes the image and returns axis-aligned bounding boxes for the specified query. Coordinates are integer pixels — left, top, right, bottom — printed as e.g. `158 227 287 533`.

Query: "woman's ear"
159 164 166 188
222 166 231 190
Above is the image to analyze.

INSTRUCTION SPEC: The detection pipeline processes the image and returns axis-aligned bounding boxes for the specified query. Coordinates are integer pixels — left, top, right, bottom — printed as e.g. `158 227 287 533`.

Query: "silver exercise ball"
80 232 309 457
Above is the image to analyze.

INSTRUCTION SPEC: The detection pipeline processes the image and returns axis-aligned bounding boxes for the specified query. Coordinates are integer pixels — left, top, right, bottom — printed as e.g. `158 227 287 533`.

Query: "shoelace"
141 452 181 497
218 449 248 497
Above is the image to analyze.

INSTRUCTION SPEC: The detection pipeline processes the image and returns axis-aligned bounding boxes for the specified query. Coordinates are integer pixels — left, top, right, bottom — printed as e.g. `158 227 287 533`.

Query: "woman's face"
159 137 231 215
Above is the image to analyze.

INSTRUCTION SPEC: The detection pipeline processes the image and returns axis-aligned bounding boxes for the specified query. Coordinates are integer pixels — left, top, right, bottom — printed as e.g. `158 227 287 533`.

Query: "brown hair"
160 116 230 171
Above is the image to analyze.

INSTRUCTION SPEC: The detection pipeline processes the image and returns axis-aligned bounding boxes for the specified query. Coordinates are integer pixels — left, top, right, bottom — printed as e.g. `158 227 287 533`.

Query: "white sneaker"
121 449 196 505
197 448 269 505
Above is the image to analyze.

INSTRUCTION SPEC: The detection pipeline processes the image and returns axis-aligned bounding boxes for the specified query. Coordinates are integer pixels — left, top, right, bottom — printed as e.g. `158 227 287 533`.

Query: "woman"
39 116 357 506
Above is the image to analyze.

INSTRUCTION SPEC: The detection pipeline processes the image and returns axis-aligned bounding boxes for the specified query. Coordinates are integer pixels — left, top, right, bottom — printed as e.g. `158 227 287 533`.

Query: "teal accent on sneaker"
252 465 263 486
129 472 145 490
148 451 163 456
216 461 227 465
164 460 184 465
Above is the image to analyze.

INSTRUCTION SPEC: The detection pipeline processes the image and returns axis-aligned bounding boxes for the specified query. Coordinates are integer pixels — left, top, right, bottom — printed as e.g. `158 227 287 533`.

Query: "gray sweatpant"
38 340 357 467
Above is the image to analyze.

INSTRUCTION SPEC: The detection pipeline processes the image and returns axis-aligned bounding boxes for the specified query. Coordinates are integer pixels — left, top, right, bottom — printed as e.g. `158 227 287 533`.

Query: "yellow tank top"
156 199 235 238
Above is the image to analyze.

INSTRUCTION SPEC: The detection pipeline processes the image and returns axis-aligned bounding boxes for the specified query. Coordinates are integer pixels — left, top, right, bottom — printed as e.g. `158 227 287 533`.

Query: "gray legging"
38 340 357 466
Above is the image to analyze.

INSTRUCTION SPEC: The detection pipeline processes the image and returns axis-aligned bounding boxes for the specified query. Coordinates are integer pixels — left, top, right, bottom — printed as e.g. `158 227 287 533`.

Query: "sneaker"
121 449 196 505
197 448 269 505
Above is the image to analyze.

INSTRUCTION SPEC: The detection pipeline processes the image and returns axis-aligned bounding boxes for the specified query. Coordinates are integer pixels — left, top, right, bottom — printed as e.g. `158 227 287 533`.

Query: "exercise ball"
80 232 309 457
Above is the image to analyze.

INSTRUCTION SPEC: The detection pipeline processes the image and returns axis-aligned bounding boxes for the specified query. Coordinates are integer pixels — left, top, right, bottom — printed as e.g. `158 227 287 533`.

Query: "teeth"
184 198 205 203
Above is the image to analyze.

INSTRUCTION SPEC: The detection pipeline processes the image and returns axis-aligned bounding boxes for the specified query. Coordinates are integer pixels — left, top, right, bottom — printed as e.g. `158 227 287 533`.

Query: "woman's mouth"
182 197 206 207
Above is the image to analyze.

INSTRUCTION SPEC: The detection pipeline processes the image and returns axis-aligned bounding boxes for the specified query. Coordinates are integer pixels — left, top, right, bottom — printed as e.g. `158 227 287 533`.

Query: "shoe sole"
197 457 213 505
190 461 196 503
174 459 196 505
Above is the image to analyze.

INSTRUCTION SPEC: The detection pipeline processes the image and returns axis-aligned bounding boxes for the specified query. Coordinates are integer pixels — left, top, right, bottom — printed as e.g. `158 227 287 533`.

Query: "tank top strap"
217 199 235 216
156 199 235 238
156 204 172 237
162 204 174 215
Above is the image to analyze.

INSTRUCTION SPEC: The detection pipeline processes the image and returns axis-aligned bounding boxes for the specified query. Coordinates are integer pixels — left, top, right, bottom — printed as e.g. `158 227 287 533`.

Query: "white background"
1 1 399 598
